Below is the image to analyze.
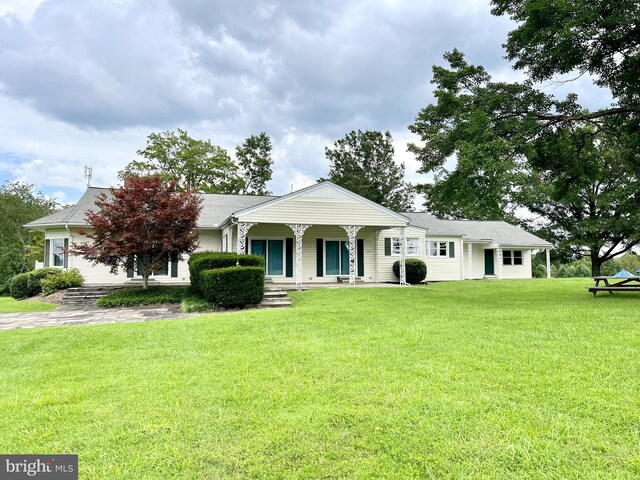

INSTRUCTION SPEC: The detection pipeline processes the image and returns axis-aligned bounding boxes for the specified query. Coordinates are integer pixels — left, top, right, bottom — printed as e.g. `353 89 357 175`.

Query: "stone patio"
0 305 197 331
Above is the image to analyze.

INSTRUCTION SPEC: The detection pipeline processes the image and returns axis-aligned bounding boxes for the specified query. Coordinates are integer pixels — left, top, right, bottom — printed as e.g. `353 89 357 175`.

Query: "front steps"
260 288 292 308
61 286 124 307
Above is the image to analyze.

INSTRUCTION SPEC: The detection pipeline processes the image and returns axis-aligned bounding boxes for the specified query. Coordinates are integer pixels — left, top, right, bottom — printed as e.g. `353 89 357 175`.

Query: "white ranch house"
26 181 552 286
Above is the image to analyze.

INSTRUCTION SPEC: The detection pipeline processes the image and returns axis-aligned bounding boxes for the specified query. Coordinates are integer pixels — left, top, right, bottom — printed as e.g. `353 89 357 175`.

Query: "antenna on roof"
290 183 294 193
84 165 93 187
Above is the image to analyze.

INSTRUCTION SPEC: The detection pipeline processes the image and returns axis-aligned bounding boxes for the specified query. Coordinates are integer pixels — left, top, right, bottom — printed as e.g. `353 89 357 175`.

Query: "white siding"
240 197 407 226
501 249 532 279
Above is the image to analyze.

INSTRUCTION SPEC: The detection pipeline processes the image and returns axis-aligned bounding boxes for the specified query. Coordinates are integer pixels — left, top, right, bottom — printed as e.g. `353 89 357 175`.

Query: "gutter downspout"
65 223 72 269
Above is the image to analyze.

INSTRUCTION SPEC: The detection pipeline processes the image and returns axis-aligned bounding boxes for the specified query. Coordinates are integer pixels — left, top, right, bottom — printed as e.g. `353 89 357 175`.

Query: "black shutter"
384 237 391 256
285 238 294 277
316 238 323 277
245 237 249 254
63 238 69 268
44 239 51 267
357 239 364 277
127 255 134 278
170 252 178 278
449 242 455 258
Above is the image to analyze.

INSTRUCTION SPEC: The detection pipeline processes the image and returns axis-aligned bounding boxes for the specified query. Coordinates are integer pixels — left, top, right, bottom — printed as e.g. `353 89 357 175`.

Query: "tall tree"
71 175 201 289
234 132 273 195
522 127 640 275
409 0 640 274
0 182 57 287
119 129 239 193
322 130 414 211
120 130 274 195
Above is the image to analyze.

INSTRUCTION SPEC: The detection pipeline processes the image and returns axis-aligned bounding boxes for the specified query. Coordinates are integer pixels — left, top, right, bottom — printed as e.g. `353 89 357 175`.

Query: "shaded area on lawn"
1 279 639 479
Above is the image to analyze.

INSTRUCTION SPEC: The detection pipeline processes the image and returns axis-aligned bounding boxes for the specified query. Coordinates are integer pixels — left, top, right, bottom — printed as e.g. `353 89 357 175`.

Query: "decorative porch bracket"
467 243 473 280
236 222 256 255
397 226 407 286
546 248 552 279
340 225 364 286
497 248 503 279
286 224 312 288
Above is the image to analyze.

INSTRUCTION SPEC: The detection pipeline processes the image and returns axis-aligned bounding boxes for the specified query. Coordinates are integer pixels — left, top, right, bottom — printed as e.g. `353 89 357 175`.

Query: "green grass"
0 296 57 313
1 279 639 479
95 286 189 308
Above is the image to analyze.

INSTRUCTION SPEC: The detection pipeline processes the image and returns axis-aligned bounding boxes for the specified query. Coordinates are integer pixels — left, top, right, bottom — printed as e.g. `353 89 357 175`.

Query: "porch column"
236 222 256 255
497 248 503 279
467 243 473 280
398 226 406 286
374 229 382 283
546 248 552 279
286 224 312 288
340 225 364 286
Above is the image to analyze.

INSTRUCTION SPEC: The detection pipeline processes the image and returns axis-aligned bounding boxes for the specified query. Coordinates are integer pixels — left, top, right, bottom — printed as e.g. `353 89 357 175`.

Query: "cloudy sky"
0 0 611 205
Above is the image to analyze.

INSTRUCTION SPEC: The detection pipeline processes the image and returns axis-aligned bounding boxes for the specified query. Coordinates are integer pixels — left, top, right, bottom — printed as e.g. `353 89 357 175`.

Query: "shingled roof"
404 212 551 247
25 187 551 247
25 187 276 229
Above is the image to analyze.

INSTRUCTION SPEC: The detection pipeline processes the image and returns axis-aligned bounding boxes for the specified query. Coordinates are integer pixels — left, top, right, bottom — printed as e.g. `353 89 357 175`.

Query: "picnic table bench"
587 276 640 296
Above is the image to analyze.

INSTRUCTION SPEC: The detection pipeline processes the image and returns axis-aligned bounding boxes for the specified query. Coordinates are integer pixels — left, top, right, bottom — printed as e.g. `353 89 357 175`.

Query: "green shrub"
392 259 428 284
96 286 189 308
533 264 547 278
199 266 264 308
9 272 31 299
0 280 10 296
188 252 264 293
40 268 84 295
573 264 591 277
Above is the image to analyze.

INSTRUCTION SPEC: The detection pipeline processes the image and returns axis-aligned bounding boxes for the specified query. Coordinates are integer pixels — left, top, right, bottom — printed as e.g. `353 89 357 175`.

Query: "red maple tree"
72 175 201 288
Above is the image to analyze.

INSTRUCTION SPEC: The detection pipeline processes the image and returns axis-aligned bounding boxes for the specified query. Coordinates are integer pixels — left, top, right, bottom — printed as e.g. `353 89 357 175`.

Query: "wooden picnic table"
587 275 640 296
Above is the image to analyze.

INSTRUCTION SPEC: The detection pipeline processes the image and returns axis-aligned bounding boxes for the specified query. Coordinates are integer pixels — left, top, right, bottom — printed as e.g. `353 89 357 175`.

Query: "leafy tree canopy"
71 175 201 289
410 0 640 274
321 130 414 212
119 129 273 195
0 182 57 287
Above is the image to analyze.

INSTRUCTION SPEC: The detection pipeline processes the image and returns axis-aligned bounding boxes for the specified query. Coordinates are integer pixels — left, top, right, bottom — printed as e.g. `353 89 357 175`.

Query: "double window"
391 238 420 256
503 250 523 266
427 241 448 257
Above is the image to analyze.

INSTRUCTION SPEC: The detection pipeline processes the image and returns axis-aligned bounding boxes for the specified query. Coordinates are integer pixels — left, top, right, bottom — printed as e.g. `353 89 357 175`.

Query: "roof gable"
234 181 409 227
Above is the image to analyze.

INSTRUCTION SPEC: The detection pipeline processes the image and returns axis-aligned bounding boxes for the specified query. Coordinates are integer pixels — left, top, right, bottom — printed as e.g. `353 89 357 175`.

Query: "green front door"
484 249 495 275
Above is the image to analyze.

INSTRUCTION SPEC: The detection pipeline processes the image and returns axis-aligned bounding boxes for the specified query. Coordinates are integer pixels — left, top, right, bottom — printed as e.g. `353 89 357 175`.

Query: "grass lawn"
1 279 639 479
0 296 57 313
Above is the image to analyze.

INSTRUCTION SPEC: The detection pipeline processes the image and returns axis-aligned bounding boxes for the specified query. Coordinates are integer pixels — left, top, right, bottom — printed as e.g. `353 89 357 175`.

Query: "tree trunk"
143 272 149 289
590 250 602 277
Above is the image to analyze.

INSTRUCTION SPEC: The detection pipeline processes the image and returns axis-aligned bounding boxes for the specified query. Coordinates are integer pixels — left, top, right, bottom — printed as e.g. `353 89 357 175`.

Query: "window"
428 241 448 257
52 239 65 267
503 250 523 266
391 237 420 256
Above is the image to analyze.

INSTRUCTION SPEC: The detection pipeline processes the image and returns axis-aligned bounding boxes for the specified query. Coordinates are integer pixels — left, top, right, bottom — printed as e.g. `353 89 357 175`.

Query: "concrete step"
259 299 292 308
259 287 291 308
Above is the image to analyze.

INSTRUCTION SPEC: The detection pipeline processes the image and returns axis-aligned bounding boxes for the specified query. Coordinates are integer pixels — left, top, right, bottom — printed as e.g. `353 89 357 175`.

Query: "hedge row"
199 266 264 308
96 286 188 308
188 252 265 308
188 252 264 292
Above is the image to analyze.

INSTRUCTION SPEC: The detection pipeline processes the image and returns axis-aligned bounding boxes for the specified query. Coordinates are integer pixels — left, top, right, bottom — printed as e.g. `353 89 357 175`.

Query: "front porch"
232 222 411 287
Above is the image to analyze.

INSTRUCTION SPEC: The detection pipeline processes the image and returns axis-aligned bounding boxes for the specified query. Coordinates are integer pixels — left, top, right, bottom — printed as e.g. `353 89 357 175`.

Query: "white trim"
50 237 66 268
390 237 420 257
501 249 523 266
426 240 449 258
232 181 410 225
